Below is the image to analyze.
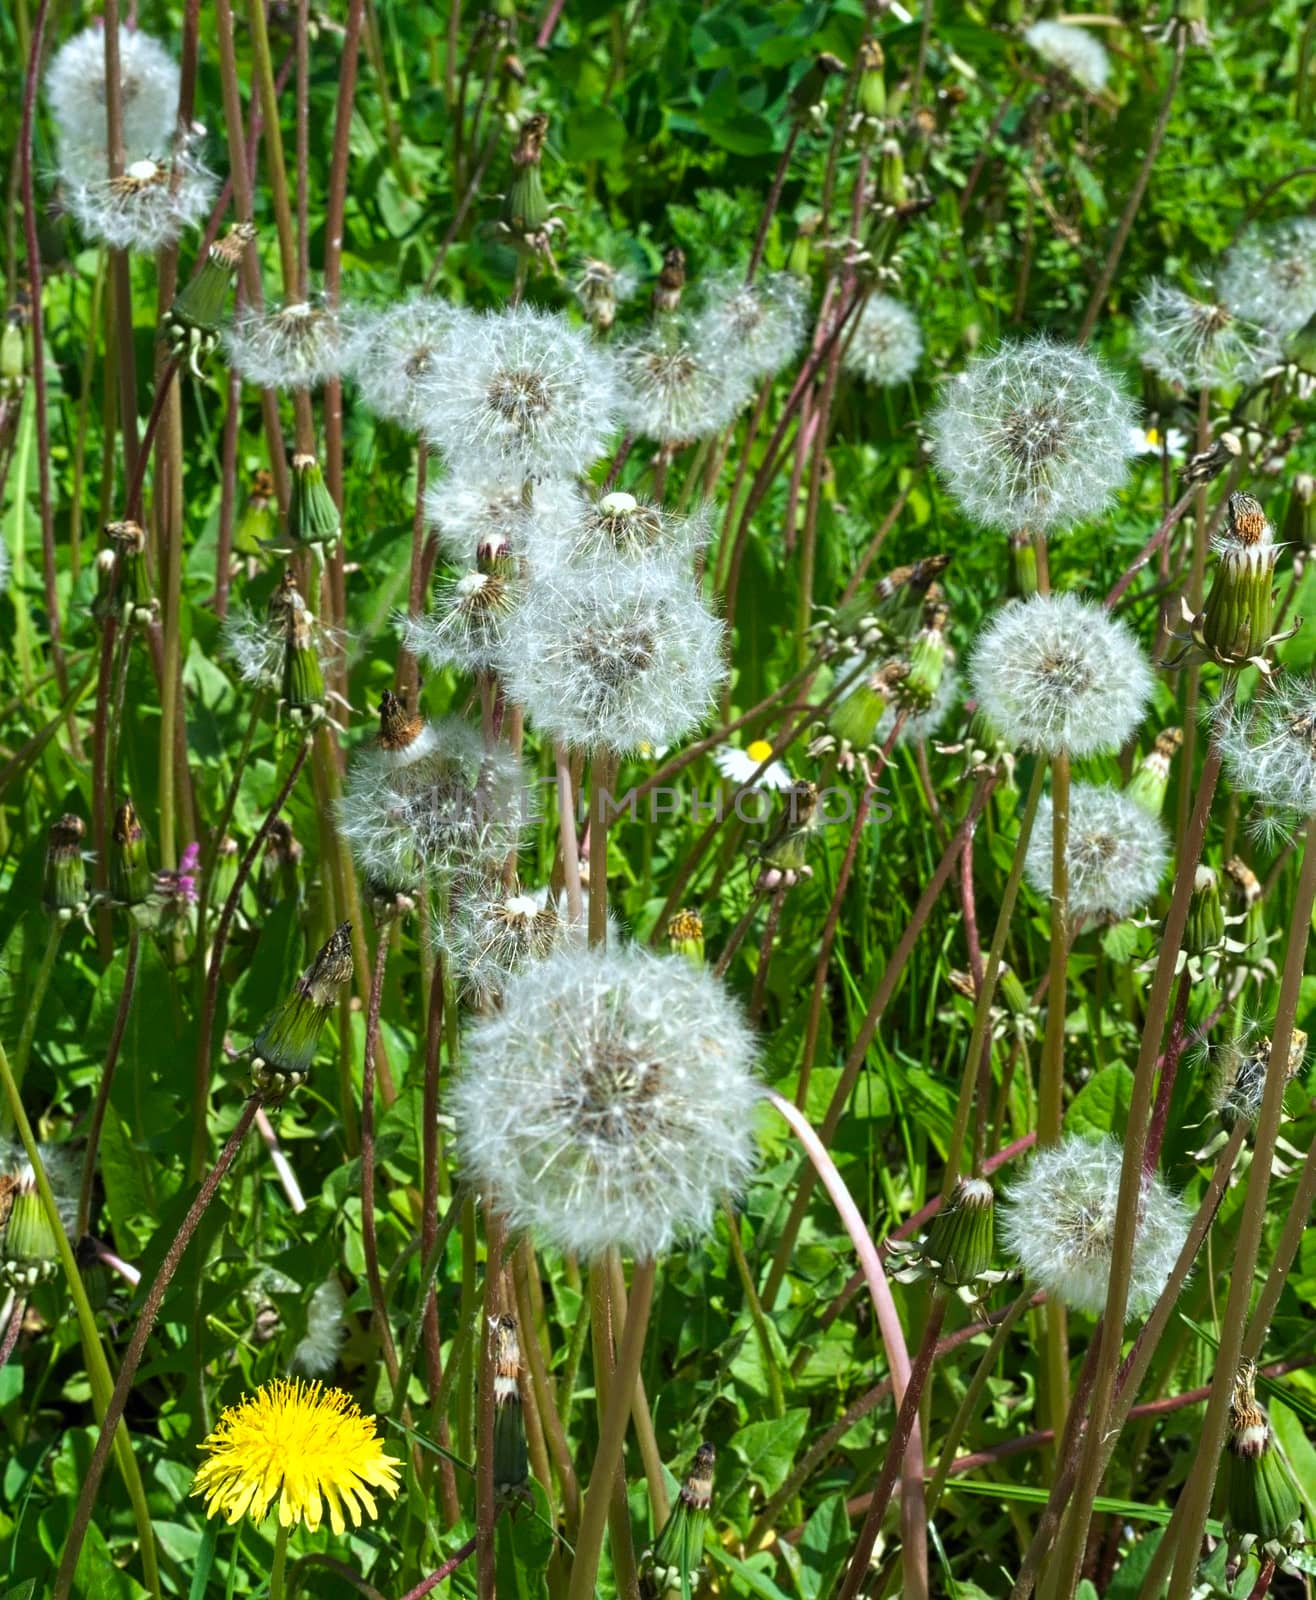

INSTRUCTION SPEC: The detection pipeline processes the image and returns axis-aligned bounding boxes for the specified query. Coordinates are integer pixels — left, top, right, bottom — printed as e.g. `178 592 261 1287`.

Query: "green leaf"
1271 1398 1316 1523
705 1544 794 1600
793 1493 851 1600
731 1409 810 1497
1065 1063 1134 1140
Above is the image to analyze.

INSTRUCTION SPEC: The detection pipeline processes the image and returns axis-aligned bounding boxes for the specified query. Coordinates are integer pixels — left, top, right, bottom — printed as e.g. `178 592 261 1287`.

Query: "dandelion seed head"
452 943 760 1260
344 296 473 429
61 136 216 253
1218 676 1316 820
191 1379 401 1533
843 295 923 388
928 338 1137 534
1135 277 1280 392
538 490 712 570
424 472 586 569
498 561 726 754
1024 21 1110 92
1000 1134 1191 1316
969 592 1153 756
440 879 584 1006
418 305 619 479
1026 783 1169 920
615 323 753 446
691 270 807 385
401 568 524 674
1219 218 1316 338
225 300 346 392
46 25 180 165
290 1278 347 1379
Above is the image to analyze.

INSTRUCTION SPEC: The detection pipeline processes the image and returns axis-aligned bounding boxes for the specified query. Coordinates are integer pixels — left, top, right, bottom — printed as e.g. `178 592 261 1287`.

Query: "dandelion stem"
512 1239 581 1534
270 1523 290 1600
746 122 800 283
475 1211 505 1600
588 752 616 948
77 923 140 1237
1038 750 1071 1435
11 920 64 1099
0 1294 25 1369
54 1095 261 1600
399 1537 478 1600
606 1248 670 1528
361 927 401 1390
556 742 585 926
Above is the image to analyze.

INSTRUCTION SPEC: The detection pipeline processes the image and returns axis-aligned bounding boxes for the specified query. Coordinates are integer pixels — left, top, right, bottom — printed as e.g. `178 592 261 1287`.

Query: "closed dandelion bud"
789 53 845 122
1190 492 1284 670
1225 1361 1304 1547
829 660 907 752
1 302 26 391
260 819 303 910
1126 728 1182 816
44 814 88 920
926 1177 995 1290
643 1442 715 1598
653 247 686 316
111 800 152 907
877 137 908 210
282 600 328 725
92 547 118 626
106 520 157 625
501 113 552 248
856 38 886 121
164 224 256 375
235 470 277 558
285 453 341 554
1 1188 59 1291
489 1314 530 1501
997 963 1029 1021
211 834 239 909
787 215 820 280
1225 857 1272 978
900 600 948 713
1187 866 1225 960
758 782 820 891
573 258 636 334
666 908 705 965
250 922 354 1096
1283 473 1316 551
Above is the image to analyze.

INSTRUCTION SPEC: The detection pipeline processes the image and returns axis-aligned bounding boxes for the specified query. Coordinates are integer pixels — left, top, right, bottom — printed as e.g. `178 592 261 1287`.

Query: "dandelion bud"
1186 866 1225 961
856 38 886 122
997 963 1030 1023
653 247 686 316
285 453 341 555
1181 430 1242 487
1027 783 1168 922
111 799 152 908
1126 728 1182 816
1187 491 1285 671
843 295 922 389
876 136 908 210
1 1186 60 1292
44 813 88 921
929 338 1137 536
105 520 158 626
642 1443 715 1600
488 1314 530 1501
211 834 239 909
250 922 354 1096
970 593 1153 758
454 945 760 1260
926 1177 995 1289
1 301 27 392
235 470 277 559
1224 1360 1304 1548
756 782 820 892
900 599 948 712
1283 473 1316 552
281 596 329 726
92 546 118 626
666 908 705 965
500 113 553 253
827 660 907 754
1001 1134 1190 1316
164 224 257 376
259 819 304 912
1224 857 1274 985
790 53 845 121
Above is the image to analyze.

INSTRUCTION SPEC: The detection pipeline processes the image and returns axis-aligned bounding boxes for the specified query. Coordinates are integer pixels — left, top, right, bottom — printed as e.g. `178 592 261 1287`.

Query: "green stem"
724 1200 785 1419
0 1040 161 1598
10 920 64 1099
1038 751 1071 1440
77 923 141 1236
270 1522 290 1600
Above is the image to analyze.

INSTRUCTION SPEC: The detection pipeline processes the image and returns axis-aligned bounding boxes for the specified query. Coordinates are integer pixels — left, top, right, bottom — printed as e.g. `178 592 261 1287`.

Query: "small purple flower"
155 841 200 907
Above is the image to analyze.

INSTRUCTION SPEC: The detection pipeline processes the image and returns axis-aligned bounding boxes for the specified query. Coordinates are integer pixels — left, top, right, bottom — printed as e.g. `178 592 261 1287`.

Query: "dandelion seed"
927 337 1137 535
843 295 922 387
1026 783 1169 920
225 299 345 392
343 296 473 429
969 592 1153 756
191 1379 401 1533
691 270 807 386
418 304 619 479
1217 675 1316 821
1024 21 1110 93
1136 278 1279 392
1219 218 1316 338
453 943 760 1259
615 322 752 446
999 1134 1190 1316
498 561 726 754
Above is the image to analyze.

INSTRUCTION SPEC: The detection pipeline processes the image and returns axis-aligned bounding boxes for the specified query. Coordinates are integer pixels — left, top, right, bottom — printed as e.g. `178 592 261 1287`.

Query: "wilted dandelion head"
691 270 807 385
344 296 473 429
498 561 726 754
843 295 922 388
46 25 180 165
1219 218 1316 339
418 305 620 478
969 592 1153 756
538 490 712 570
1027 783 1169 920
1000 1134 1190 1317
441 879 583 1007
1135 277 1279 392
402 568 524 675
1024 21 1110 93
452 943 760 1260
191 1379 401 1533
61 139 217 254
424 472 585 569
220 574 341 692
877 665 962 747
615 323 752 446
1217 676 1316 820
927 338 1137 534
337 716 531 886
571 256 638 332
225 299 345 392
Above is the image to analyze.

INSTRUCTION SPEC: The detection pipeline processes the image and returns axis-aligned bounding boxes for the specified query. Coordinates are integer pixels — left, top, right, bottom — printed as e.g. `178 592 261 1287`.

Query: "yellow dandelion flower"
191 1379 402 1535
